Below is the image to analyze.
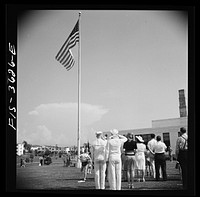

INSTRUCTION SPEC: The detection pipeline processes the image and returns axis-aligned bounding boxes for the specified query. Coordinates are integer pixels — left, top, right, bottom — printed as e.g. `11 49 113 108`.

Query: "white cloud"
28 110 38 115
20 102 109 146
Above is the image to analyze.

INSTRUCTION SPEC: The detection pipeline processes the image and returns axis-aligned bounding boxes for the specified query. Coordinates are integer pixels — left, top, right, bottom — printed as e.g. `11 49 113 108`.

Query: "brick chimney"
179 89 187 117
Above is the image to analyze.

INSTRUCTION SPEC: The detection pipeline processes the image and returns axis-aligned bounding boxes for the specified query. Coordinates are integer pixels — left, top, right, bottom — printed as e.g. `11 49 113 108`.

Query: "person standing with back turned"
154 135 167 181
106 129 127 190
147 134 157 178
135 136 147 182
123 133 137 188
91 131 107 190
175 127 188 189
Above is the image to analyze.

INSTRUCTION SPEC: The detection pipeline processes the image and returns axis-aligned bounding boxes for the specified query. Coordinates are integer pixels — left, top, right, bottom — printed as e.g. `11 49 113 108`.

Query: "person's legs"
130 157 136 187
108 160 116 190
123 158 128 181
94 161 100 189
142 169 145 182
127 169 131 187
136 158 141 181
180 162 187 189
100 161 106 189
142 157 146 181
115 160 122 190
160 156 167 180
150 159 156 178
137 170 142 182
83 165 88 180
178 151 188 189
105 161 109 181
149 154 155 178
155 154 160 180
130 169 135 187
126 157 131 188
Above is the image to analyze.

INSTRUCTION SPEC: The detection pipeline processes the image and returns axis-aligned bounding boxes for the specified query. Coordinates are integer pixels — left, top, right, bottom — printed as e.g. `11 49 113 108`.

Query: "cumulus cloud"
28 110 39 115
21 102 109 146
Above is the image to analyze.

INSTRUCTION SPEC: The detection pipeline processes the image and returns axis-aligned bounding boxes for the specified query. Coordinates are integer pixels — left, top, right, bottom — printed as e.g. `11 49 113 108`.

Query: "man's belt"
125 152 135 156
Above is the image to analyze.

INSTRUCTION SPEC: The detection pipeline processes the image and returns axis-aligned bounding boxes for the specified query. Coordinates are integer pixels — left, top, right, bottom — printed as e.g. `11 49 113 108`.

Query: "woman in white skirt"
135 136 147 182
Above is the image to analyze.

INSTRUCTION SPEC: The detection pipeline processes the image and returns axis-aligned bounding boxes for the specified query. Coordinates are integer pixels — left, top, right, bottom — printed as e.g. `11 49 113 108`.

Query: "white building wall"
152 117 187 128
103 117 187 156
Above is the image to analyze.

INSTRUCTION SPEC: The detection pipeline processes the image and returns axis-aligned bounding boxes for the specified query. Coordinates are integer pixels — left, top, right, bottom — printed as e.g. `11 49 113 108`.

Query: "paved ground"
16 158 184 193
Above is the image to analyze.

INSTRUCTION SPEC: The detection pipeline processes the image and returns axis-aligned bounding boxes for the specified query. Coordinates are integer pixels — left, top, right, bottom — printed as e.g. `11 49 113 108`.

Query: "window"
163 132 170 147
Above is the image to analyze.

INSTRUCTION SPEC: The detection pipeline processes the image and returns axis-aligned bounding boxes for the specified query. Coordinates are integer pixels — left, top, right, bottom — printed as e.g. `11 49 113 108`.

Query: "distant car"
44 156 52 165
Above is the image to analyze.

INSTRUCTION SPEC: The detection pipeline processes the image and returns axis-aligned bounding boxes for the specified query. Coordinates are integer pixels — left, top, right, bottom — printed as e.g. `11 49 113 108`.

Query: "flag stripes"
55 20 79 70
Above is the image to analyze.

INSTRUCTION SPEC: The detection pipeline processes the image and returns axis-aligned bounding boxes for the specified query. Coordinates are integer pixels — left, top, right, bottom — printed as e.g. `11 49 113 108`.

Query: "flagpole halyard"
76 12 81 168
55 13 82 168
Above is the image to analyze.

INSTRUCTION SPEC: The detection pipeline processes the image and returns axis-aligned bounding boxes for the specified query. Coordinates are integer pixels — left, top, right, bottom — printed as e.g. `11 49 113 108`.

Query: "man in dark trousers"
175 127 188 189
153 135 167 181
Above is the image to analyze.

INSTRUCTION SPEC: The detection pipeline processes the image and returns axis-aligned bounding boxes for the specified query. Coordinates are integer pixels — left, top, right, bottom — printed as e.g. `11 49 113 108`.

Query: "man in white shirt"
147 134 157 178
153 135 167 181
91 131 107 189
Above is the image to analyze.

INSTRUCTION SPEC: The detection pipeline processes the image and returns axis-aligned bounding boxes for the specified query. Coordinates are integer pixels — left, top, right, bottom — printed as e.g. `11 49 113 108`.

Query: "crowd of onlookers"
18 127 187 190
78 127 187 190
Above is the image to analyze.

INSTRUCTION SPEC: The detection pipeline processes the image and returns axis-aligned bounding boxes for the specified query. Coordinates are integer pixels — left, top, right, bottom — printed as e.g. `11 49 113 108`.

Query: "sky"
17 10 188 147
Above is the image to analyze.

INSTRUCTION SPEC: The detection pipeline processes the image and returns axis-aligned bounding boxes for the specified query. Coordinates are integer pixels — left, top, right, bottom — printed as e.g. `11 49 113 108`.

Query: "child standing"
78 149 92 182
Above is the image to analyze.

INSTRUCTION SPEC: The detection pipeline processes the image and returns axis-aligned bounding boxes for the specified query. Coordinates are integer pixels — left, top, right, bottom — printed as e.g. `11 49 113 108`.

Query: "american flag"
55 20 79 71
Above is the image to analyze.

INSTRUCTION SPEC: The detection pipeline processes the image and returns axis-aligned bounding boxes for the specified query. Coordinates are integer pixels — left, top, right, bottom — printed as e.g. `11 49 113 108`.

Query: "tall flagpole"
77 12 81 168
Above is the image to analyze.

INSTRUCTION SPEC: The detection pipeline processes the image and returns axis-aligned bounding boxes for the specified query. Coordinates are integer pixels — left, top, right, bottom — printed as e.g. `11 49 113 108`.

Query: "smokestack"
179 89 187 117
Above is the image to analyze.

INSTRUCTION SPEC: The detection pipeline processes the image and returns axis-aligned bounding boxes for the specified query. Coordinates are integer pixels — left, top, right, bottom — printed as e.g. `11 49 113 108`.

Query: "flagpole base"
76 159 81 168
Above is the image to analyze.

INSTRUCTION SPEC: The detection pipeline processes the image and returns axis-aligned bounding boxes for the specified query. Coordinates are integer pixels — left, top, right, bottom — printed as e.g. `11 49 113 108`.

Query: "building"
30 145 41 151
119 116 187 155
104 89 188 155
17 143 25 156
30 144 71 153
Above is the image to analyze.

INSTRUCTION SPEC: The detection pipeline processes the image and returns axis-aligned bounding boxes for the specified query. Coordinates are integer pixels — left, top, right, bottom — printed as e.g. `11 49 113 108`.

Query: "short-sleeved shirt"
80 153 91 163
92 138 107 162
147 138 157 153
123 140 137 154
153 141 167 153
106 136 127 161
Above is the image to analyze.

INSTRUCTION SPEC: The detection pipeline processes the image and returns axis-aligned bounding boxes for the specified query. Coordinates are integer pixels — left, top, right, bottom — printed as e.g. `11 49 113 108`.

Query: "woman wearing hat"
105 129 127 190
135 135 147 182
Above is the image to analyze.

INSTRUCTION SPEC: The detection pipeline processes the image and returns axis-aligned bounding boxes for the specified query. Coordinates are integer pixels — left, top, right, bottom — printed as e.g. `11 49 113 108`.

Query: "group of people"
20 158 26 167
62 153 71 167
122 132 169 189
78 127 188 190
